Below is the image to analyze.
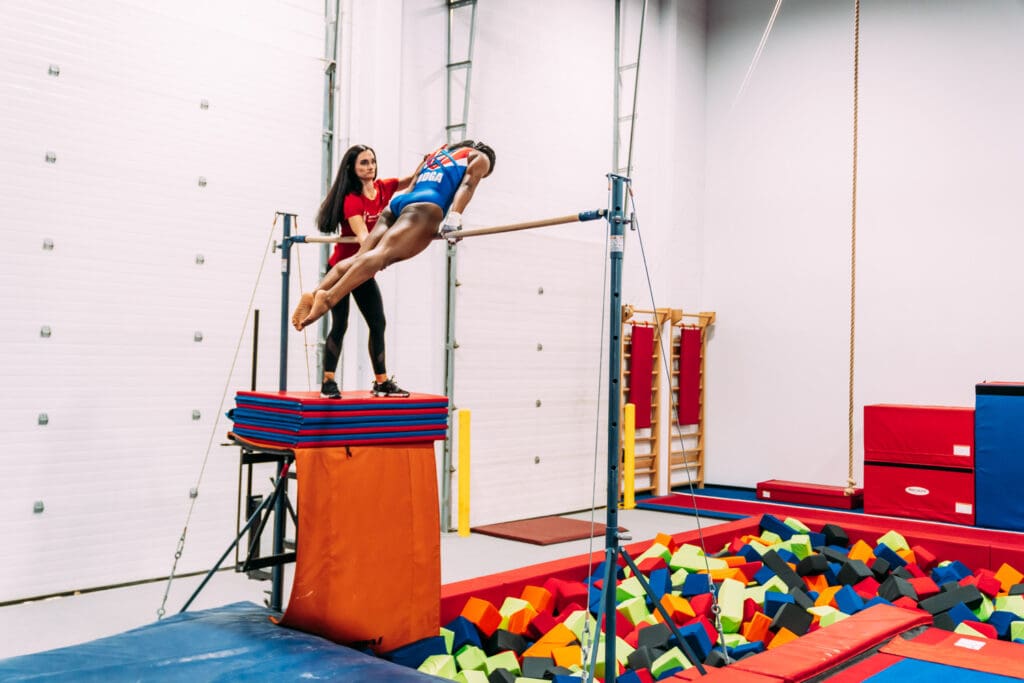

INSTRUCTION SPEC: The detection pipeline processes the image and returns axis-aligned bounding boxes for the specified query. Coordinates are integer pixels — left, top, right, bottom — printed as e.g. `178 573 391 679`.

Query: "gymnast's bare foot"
299 290 332 330
292 292 313 331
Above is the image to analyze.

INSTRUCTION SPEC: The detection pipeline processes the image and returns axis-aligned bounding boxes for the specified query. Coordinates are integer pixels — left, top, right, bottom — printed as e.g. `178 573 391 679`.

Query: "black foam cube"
837 559 873 586
761 550 804 591
484 629 528 657
770 602 813 636
821 524 850 547
796 554 829 577
878 575 919 602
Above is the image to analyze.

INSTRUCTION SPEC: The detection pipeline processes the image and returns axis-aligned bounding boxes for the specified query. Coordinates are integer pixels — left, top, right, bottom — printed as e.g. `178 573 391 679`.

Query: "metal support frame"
441 0 478 532
595 175 705 681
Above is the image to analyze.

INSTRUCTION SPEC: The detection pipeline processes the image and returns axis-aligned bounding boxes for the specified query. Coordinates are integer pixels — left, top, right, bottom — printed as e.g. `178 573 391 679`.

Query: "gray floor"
0 507 717 660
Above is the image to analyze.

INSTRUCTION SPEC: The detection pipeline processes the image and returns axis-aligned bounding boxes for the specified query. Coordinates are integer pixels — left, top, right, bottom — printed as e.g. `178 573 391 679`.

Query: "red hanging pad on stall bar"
627 324 654 429
677 327 702 425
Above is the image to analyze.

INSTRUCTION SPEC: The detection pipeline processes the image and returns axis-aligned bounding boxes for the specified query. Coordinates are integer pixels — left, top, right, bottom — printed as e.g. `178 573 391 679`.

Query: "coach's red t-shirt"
329 177 400 266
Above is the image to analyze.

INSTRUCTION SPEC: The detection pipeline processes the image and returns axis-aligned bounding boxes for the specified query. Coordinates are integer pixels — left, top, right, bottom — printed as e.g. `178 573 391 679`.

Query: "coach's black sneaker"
372 377 410 398
320 379 341 399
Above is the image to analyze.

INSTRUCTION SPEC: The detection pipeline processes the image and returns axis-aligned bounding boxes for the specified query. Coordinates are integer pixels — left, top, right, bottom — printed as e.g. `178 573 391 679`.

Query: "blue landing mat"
865 659 1020 682
0 602 441 682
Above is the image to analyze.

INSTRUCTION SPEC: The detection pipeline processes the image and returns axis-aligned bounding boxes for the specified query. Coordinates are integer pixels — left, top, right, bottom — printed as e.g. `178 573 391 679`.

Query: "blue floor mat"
0 602 441 682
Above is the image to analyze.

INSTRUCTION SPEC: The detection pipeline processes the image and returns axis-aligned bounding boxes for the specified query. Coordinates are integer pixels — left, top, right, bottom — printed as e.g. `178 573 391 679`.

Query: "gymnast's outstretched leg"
298 203 442 330
291 211 395 331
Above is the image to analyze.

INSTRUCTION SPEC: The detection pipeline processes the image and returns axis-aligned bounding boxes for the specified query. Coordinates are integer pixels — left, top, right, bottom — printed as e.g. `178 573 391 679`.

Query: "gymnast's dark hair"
317 144 376 234
447 139 496 176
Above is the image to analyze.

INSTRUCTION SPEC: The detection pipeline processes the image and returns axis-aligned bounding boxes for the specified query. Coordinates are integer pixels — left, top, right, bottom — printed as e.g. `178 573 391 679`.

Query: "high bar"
440 209 608 240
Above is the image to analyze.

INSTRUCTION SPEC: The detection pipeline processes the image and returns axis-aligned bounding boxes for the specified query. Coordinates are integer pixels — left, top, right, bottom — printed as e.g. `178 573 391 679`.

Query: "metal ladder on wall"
442 0 478 532
614 0 647 176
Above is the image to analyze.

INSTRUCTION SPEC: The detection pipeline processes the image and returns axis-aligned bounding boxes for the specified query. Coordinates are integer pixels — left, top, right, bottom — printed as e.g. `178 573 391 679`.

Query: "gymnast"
292 140 495 332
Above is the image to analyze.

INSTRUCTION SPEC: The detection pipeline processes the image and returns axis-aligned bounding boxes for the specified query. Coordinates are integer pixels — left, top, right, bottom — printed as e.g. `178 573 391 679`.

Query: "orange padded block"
897 549 917 565
520 585 553 614
848 539 876 563
535 622 577 646
278 444 439 653
742 611 772 644
815 585 841 608
709 567 747 583
654 532 678 551
552 644 582 668
803 574 830 594
460 597 502 637
767 627 799 649
995 562 1024 592
657 593 695 624
506 604 538 636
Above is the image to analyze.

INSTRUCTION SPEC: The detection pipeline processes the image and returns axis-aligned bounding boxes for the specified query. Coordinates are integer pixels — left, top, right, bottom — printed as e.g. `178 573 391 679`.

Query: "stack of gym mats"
976 382 1024 532
863 404 976 525
229 390 449 449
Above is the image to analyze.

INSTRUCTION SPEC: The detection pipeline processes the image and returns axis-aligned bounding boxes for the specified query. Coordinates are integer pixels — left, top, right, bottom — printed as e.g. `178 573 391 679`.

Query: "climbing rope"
846 0 861 495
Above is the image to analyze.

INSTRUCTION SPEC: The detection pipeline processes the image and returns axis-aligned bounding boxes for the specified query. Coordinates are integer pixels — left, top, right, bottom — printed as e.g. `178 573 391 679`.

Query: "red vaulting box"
863 404 975 468
863 404 975 525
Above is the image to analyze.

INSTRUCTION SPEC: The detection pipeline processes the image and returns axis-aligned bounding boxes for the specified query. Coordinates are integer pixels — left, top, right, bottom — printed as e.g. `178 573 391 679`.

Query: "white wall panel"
704 0 1024 487
1 0 324 601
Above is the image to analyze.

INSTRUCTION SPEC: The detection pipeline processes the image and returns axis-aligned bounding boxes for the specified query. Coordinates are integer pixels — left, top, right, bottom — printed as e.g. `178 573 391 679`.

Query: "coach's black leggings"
323 277 387 377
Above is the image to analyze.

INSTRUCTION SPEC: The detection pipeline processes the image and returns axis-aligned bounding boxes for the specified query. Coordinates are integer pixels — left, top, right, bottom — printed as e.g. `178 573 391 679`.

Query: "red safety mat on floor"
471 516 625 546
279 444 440 654
677 327 702 425
628 324 655 429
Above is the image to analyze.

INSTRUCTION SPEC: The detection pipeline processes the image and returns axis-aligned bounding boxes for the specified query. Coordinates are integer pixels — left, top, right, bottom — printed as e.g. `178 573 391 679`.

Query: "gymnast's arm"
448 151 490 215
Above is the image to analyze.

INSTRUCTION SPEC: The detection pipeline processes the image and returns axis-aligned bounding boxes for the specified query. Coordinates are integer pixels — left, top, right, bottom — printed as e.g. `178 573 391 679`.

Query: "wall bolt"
199 99 209 110
34 501 45 513
195 254 205 265
45 151 57 163
42 238 54 250
40 326 52 338
189 488 199 499
38 413 49 425
48 64 60 77
535 399 542 408
192 410 201 420
194 331 203 342
197 177 207 187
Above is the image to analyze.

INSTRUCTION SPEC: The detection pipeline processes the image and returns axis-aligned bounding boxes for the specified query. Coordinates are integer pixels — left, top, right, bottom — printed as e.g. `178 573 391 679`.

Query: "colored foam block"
445 616 483 652
987 610 1022 638
717 578 746 633
455 644 488 672
483 630 528 657
418 653 457 678
833 585 865 614
388 635 448 669
819 609 850 627
618 596 651 626
994 594 1024 618
680 573 714 597
760 550 804 591
618 670 655 683
461 597 503 637
506 605 538 636
521 656 555 679
763 591 795 618
878 575 918 602
847 540 876 563
766 626 799 649
520 585 554 614
821 524 850 548
995 563 1024 592
484 650 521 676
838 559 874 586
760 514 797 541
657 593 695 624
919 584 984 615
651 647 693 677
454 670 489 683
627 644 658 671
551 644 581 669
770 602 812 636
742 611 772 644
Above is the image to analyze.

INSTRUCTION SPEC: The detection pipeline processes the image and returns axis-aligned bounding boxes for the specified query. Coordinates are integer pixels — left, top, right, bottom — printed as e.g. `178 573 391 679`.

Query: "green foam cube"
616 575 645 601
419 654 457 678
440 626 454 654
784 517 810 533
820 610 850 627
718 577 746 633
652 646 694 676
876 530 909 552
618 595 650 626
484 651 521 676
454 671 489 683
995 595 1024 618
455 645 487 672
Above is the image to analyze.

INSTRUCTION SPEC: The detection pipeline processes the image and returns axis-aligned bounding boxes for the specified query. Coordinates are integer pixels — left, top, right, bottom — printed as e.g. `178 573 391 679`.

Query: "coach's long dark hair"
317 144 376 234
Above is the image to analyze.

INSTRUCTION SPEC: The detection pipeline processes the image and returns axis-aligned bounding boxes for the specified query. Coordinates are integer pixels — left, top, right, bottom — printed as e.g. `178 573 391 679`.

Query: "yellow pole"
458 409 471 536
624 403 636 509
